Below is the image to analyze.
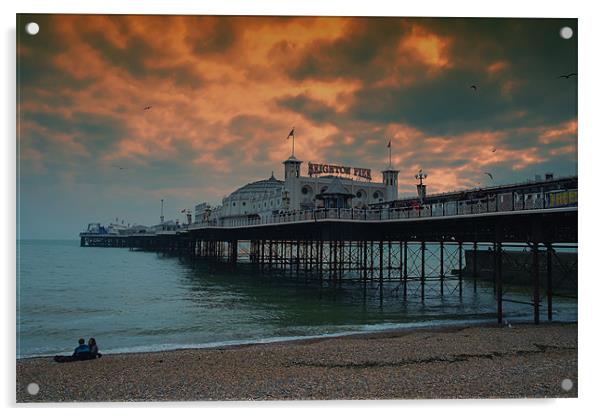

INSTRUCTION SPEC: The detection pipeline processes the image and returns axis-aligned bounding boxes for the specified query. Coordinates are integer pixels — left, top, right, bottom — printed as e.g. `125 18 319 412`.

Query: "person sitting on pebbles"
73 338 91 359
88 338 102 358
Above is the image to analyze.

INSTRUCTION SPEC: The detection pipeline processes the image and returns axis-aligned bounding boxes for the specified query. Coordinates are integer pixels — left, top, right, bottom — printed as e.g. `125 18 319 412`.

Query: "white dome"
229 175 284 198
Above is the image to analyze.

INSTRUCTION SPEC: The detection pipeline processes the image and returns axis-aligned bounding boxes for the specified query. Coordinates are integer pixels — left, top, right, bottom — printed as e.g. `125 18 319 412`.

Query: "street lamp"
415 169 428 202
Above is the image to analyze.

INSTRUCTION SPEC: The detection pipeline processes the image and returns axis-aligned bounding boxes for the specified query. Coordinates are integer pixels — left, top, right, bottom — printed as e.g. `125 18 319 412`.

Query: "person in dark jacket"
88 337 101 358
73 338 90 358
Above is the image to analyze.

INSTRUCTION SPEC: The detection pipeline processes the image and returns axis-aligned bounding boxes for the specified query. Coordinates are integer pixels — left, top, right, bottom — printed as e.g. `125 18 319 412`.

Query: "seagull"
484 172 494 180
470 85 478 91
143 106 152 110
557 73 577 79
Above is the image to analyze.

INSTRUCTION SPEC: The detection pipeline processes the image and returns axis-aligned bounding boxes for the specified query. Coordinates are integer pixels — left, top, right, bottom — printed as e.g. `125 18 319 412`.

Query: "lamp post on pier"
415 169 428 202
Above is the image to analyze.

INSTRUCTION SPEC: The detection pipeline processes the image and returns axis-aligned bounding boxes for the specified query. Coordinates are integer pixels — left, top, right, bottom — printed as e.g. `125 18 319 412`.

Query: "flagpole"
387 139 392 167
389 144 391 167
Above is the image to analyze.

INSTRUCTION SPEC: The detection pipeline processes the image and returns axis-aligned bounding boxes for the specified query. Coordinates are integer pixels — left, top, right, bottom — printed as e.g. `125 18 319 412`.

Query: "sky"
17 15 577 239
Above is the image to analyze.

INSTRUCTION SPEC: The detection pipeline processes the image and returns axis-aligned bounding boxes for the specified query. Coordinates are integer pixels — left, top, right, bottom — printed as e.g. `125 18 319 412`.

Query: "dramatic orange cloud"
487 61 508 75
399 24 452 70
539 120 577 144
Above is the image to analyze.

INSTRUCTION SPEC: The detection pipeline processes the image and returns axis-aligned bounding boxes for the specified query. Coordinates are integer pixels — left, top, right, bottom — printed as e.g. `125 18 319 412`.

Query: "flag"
387 140 391 148
287 127 295 139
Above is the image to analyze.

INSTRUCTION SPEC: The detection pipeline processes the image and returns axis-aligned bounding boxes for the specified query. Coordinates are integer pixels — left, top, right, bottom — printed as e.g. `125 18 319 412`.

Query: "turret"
283 155 302 180
382 168 399 202
283 155 302 210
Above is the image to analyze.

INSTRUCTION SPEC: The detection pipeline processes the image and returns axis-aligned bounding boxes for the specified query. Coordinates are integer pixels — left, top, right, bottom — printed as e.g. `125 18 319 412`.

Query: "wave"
19 316 577 359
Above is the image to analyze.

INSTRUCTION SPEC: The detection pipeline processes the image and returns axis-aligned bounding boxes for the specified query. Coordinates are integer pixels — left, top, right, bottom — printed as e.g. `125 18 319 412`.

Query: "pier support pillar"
318 240 323 281
440 241 444 295
473 241 478 293
421 241 426 303
458 242 463 297
495 241 503 324
229 240 238 264
387 241 392 280
398 241 403 287
532 242 540 325
547 244 553 321
360 241 366 297
370 242 374 281
260 240 264 271
379 240 384 304
296 241 301 275
379 241 384 283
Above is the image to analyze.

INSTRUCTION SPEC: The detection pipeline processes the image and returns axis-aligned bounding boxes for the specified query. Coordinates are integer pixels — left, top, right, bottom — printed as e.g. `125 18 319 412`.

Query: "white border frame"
3 1 599 414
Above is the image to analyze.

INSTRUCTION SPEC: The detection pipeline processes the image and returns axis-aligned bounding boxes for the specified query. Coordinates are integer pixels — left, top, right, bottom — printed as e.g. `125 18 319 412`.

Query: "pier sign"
308 162 372 180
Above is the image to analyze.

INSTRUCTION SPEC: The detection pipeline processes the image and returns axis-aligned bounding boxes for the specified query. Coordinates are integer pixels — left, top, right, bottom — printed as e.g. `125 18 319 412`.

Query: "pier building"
201 153 399 226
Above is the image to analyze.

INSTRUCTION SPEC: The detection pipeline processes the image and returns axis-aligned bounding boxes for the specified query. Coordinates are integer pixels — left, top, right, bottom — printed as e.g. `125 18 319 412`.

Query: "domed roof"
229 173 284 197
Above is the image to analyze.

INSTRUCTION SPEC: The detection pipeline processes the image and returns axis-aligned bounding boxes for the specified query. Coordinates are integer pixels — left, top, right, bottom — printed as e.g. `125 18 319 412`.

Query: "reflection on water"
17 240 577 358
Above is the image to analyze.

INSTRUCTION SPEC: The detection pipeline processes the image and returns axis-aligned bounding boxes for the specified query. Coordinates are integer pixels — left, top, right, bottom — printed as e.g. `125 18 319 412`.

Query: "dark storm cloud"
284 17 577 136
81 31 157 77
188 16 239 55
225 114 294 170
288 18 407 82
26 111 127 154
79 19 206 89
347 71 510 134
18 15 96 89
276 94 340 126
346 73 575 136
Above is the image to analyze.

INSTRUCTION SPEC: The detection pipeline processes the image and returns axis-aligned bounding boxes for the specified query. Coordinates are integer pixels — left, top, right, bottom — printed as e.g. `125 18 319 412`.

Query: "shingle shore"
16 323 577 402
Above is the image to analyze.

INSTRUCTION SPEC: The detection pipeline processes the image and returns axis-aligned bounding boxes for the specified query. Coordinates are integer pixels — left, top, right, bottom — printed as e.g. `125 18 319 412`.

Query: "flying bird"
484 172 494 181
143 106 152 110
557 73 577 79
470 85 478 91
112 164 126 170
491 147 497 153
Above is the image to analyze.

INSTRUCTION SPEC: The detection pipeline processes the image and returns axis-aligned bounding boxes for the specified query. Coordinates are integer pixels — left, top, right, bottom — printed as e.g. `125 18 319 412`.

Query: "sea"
16 239 578 359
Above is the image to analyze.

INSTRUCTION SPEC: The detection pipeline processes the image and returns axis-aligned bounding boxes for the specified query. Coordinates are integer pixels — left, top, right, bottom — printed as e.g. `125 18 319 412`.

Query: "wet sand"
16 322 577 402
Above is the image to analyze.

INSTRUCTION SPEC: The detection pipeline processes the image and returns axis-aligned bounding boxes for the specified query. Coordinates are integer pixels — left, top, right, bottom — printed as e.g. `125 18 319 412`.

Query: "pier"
81 202 577 325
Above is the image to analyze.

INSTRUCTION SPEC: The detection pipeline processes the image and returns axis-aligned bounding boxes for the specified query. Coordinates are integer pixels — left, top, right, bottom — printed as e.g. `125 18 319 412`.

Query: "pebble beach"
16 322 577 402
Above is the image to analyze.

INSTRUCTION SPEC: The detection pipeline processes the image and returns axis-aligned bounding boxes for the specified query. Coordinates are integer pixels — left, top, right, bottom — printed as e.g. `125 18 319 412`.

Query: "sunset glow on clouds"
17 15 577 238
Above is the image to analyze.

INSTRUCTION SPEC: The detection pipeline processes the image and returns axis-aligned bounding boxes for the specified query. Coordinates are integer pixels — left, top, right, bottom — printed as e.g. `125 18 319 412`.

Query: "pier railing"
211 188 577 228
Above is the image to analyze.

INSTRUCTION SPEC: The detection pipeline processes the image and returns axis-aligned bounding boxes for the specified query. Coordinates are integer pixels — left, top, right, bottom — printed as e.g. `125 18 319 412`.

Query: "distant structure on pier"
197 151 399 226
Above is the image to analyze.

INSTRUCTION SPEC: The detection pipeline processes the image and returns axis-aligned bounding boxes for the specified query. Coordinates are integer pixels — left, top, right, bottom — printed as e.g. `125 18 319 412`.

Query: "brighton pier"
80 155 577 326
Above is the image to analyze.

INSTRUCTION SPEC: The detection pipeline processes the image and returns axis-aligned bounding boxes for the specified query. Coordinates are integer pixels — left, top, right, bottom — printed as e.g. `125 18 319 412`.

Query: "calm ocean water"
17 239 577 358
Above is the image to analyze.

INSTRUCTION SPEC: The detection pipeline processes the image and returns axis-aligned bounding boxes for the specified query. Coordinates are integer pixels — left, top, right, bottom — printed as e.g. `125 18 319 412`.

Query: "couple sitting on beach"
54 338 102 363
